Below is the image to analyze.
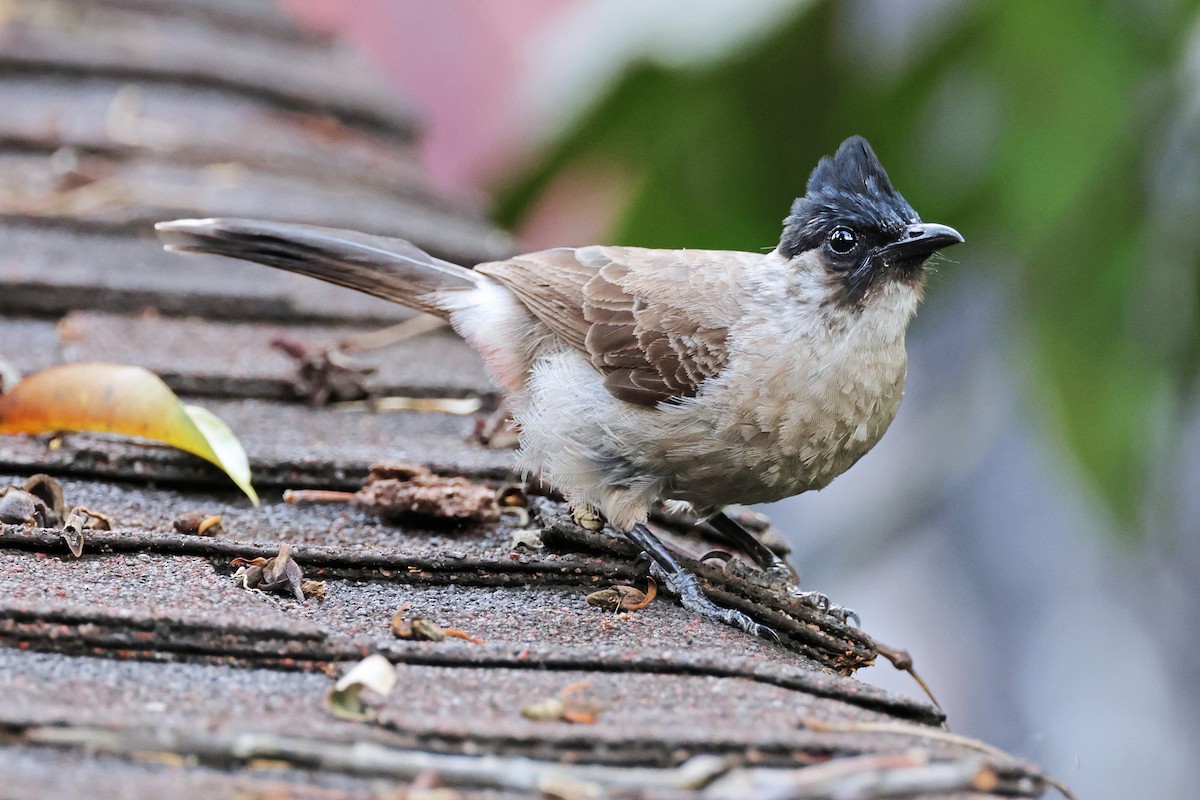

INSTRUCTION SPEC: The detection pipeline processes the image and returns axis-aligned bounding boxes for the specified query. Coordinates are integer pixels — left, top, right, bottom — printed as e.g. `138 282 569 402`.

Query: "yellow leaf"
0 362 258 505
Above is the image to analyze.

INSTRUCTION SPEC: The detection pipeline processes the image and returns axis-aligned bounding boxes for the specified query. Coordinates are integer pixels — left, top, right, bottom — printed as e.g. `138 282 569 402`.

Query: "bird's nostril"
908 228 923 238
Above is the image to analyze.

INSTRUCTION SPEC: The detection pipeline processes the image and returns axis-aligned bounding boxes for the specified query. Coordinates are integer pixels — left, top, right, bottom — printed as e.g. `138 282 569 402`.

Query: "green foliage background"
497 1 1200 535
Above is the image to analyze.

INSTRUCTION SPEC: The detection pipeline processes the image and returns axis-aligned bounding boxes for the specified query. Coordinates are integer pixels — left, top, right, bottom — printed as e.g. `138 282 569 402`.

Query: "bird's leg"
704 511 797 585
622 523 777 641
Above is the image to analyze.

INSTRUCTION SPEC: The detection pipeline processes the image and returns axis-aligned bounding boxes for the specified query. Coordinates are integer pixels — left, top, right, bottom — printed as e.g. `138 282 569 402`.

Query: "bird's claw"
834 606 860 627
700 549 733 564
739 560 796 591
702 550 795 590
692 551 851 627
761 558 797 587
791 588 831 611
650 563 779 642
789 588 859 625
703 511 799 589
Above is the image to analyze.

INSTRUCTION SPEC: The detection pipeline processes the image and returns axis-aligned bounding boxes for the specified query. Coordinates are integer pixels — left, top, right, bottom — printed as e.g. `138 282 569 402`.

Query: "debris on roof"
0 1 1062 797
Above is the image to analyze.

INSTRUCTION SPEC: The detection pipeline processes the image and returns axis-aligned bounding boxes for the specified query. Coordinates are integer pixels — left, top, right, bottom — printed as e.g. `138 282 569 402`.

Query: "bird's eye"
828 227 858 255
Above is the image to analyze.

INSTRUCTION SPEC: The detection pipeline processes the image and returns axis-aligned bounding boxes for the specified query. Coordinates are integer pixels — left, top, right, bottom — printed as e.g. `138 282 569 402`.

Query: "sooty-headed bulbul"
156 135 963 640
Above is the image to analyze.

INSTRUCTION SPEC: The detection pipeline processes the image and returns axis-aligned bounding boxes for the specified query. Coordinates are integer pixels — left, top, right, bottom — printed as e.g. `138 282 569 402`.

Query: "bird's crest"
780 136 918 257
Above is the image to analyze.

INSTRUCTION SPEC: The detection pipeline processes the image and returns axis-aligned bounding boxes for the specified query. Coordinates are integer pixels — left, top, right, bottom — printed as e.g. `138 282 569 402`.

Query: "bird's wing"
477 246 749 406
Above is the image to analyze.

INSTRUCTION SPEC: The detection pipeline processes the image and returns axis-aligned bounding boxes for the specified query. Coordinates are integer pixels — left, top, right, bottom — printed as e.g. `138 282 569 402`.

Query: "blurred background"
279 1 1199 797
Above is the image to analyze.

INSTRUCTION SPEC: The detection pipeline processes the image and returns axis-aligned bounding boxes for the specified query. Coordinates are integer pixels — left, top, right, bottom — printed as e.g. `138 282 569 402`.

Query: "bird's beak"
882 223 964 261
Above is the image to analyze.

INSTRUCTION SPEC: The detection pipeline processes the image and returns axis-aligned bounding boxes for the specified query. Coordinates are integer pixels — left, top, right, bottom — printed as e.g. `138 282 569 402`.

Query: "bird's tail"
155 218 483 319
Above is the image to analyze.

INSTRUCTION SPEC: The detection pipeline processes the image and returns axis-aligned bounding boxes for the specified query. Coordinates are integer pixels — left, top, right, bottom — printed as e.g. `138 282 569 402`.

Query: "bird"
156 135 962 640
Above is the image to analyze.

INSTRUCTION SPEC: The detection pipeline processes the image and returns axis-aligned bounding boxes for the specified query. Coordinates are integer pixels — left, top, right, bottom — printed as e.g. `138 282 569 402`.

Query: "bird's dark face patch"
779 136 926 308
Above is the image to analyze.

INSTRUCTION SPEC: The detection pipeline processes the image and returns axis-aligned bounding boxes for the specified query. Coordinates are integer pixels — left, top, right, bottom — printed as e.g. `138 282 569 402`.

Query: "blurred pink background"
281 0 563 197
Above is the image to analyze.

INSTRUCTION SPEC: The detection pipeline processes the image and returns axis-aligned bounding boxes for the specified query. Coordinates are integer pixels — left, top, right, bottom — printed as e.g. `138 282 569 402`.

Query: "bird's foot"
701 549 794 590
650 562 778 642
705 512 856 623
704 511 799 588
759 555 799 587
789 588 859 626
570 503 606 531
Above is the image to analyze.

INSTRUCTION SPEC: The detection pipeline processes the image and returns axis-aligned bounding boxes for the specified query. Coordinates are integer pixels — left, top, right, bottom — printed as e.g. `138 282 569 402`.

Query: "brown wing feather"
478 246 746 406
476 248 595 351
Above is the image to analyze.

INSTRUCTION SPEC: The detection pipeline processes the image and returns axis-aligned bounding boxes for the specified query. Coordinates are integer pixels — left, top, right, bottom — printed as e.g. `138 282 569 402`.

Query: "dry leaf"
0 475 113 558
230 556 267 590
301 579 327 600
59 508 87 558
0 488 44 526
510 529 544 550
258 544 304 602
231 544 304 601
520 698 566 722
270 337 375 407
173 511 207 534
391 601 445 641
586 578 656 612
71 506 112 531
521 681 602 725
22 474 65 524
326 654 397 720
0 363 258 504
198 515 223 535
471 406 519 449
0 474 68 528
59 506 110 559
0 358 20 394
392 601 483 644
173 511 223 536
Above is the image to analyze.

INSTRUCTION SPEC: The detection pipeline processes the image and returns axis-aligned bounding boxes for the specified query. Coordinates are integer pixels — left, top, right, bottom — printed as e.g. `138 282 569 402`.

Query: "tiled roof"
0 1 1055 797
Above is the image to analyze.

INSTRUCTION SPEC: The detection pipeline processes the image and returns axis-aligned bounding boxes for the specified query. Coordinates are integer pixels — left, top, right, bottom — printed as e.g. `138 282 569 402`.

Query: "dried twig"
20 723 732 791
874 639 944 716
800 718 1077 800
339 315 447 352
334 396 482 415
734 749 1045 800
283 489 357 504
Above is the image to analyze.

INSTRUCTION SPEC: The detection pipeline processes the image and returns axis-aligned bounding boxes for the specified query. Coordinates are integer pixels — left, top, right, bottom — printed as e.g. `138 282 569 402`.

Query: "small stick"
284 489 356 504
801 718 1078 800
874 639 944 716
442 629 484 645
340 316 447 352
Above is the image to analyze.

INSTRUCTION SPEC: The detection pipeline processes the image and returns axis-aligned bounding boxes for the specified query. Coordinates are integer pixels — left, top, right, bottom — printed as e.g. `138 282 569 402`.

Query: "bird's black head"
779 135 962 307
